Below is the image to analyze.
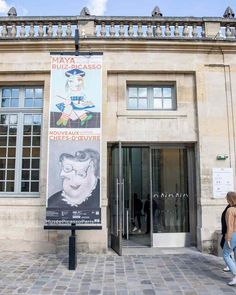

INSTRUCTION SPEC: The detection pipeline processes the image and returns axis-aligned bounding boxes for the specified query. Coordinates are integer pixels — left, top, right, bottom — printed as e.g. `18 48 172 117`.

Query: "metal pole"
75 28 79 55
69 223 77 270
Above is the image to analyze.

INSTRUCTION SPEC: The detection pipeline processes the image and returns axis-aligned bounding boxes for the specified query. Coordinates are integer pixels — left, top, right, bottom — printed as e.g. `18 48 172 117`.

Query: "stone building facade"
0 9 236 255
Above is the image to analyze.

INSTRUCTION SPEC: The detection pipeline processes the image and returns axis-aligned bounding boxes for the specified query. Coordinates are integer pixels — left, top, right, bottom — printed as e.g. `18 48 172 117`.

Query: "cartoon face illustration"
55 69 95 127
67 74 84 92
48 149 100 207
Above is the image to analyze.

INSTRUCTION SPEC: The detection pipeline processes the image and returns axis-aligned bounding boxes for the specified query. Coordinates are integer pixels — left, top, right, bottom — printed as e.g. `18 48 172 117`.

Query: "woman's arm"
225 208 235 243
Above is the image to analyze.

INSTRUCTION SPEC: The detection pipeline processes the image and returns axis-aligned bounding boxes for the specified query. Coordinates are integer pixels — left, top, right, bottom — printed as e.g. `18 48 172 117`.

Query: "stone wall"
0 37 235 253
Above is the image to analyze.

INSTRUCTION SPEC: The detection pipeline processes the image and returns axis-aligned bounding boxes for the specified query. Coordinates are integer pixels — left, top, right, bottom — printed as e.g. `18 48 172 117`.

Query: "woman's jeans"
223 232 236 275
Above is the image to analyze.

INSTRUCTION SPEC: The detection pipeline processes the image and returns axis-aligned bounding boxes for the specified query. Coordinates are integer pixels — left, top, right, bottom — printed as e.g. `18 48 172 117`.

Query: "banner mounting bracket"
75 28 79 56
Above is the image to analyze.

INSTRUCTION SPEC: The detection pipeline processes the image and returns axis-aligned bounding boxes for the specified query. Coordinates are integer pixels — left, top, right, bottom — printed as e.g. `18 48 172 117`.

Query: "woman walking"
221 204 231 271
223 191 236 285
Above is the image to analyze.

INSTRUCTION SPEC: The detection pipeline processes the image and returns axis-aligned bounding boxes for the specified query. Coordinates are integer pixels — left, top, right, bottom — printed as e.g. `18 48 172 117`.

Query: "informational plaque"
213 168 234 198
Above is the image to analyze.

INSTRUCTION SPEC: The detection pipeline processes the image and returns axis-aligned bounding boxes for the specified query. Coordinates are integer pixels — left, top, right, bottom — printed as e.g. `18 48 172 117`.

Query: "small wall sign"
213 168 234 198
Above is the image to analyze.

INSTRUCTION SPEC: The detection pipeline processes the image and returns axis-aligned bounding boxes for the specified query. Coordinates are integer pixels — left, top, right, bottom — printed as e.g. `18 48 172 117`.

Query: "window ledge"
116 110 187 119
0 195 44 206
0 193 40 198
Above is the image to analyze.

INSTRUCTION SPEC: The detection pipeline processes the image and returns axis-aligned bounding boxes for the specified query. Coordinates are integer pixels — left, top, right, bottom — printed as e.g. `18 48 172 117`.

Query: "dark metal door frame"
110 141 123 255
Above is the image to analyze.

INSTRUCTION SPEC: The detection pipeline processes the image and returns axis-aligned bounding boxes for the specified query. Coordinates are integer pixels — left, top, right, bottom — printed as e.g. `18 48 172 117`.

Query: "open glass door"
110 142 123 255
122 147 151 247
151 147 190 247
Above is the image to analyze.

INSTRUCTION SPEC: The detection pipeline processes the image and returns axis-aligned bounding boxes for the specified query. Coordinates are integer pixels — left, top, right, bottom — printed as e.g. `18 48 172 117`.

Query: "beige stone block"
204 22 221 38
78 21 95 37
0 239 56 253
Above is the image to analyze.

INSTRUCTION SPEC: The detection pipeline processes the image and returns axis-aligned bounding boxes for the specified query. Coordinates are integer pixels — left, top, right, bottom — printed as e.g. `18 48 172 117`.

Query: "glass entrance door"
110 142 123 255
109 144 195 252
151 148 191 247
122 147 151 247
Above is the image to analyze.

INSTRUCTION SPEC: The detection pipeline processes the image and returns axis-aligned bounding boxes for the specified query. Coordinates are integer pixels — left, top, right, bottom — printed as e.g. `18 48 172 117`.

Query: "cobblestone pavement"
0 248 236 295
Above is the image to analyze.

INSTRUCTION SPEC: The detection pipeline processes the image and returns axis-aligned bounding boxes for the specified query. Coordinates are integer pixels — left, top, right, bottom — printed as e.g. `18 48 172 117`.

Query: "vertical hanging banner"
46 54 102 226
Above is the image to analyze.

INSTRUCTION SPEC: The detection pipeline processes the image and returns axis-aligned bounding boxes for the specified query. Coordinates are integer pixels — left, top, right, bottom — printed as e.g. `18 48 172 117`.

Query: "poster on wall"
45 54 102 226
213 168 234 198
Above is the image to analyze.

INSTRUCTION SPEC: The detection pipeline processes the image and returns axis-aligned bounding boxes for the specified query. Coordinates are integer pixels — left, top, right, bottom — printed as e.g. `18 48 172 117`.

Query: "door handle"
126 209 129 240
122 179 124 234
116 178 119 236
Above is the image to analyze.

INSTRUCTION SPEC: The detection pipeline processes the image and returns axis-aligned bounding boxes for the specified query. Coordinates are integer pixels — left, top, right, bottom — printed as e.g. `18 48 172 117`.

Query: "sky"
0 0 235 18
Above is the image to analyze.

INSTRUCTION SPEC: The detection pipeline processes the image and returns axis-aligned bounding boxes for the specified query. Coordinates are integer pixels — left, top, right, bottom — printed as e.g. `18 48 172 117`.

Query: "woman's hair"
59 153 74 162
75 149 100 177
59 149 100 177
226 191 236 206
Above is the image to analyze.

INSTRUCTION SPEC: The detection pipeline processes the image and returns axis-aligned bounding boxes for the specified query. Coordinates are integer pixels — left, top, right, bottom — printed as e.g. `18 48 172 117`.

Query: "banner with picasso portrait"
45 54 102 226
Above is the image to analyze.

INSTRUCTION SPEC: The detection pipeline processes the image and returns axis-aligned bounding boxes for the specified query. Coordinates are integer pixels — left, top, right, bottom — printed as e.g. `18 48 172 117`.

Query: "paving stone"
142 290 156 295
0 250 236 294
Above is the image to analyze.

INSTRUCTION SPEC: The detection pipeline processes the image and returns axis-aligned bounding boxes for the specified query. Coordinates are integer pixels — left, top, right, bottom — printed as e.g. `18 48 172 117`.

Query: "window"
0 87 43 195
127 85 176 110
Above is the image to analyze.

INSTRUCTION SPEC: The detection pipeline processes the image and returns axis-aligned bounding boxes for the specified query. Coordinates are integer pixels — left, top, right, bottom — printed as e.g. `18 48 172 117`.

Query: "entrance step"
122 247 199 255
